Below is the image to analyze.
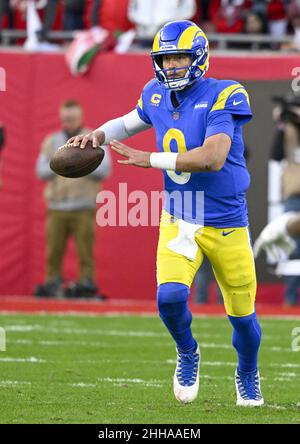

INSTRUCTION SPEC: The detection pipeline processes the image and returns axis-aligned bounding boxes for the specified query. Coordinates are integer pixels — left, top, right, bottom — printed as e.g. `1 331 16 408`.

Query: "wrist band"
150 152 178 170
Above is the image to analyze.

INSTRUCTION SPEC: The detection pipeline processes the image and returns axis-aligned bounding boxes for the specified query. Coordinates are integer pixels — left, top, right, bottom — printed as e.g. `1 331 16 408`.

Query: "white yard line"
69 374 297 390
266 404 287 410
7 339 33 344
4 325 170 337
3 324 290 343
0 380 32 386
70 377 164 388
1 354 298 377
271 363 300 369
4 325 43 332
274 377 294 382
166 359 300 370
276 372 297 377
7 339 111 348
1 312 300 320
0 356 46 363
99 377 163 388
1 325 281 342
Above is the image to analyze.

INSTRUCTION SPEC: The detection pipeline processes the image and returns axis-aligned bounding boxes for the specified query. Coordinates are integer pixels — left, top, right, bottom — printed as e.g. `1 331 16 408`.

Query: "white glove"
253 212 297 262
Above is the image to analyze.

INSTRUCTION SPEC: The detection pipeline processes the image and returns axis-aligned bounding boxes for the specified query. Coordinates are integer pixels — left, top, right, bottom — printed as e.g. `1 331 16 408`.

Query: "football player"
69 20 263 407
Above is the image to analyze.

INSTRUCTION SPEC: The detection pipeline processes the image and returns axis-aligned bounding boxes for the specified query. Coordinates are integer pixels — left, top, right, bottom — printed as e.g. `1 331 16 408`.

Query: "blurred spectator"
194 0 215 33
195 0 210 21
89 0 133 53
287 0 300 18
270 93 300 306
291 14 300 49
127 0 196 46
283 13 300 50
209 0 250 34
229 9 269 49
0 0 14 30
37 0 86 42
268 0 291 37
35 99 111 299
24 0 61 52
36 0 132 50
251 0 269 15
1 0 299 49
252 0 292 38
244 10 268 34
90 0 132 35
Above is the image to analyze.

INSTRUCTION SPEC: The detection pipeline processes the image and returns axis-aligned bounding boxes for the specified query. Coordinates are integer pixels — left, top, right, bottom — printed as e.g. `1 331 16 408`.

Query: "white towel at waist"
167 218 203 261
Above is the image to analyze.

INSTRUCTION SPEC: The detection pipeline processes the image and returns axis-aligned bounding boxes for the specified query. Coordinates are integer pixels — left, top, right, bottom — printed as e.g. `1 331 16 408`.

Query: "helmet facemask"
152 52 190 90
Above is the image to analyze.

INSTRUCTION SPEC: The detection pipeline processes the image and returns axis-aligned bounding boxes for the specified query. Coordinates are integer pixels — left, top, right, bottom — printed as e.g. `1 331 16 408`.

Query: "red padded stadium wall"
0 52 297 299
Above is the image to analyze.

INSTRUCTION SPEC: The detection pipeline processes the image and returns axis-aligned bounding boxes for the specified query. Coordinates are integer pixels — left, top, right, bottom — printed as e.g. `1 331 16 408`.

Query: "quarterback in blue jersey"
70 20 264 407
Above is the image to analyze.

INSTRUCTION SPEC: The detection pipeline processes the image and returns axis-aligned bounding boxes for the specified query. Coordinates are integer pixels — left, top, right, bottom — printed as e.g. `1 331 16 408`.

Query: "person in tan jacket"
35 99 111 298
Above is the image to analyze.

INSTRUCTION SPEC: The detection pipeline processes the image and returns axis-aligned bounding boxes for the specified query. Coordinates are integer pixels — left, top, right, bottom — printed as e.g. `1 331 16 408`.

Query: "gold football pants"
157 211 257 317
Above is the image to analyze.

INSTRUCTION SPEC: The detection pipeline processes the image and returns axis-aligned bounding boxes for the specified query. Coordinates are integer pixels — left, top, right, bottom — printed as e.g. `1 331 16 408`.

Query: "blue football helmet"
151 20 209 91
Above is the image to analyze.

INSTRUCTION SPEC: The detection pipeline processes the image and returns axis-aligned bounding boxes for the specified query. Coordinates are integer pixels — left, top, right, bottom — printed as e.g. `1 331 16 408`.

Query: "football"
50 140 105 178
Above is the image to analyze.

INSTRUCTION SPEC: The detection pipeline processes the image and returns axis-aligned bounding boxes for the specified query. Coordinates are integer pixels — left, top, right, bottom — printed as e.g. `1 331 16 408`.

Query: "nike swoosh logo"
222 230 236 237
233 100 243 106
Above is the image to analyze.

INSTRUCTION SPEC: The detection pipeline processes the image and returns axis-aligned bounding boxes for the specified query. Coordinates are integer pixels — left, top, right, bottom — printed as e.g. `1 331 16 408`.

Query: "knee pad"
226 284 256 317
157 282 189 310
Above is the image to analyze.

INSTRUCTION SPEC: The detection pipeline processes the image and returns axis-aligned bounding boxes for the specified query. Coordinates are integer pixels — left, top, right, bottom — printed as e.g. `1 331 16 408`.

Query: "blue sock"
228 312 261 373
157 282 197 353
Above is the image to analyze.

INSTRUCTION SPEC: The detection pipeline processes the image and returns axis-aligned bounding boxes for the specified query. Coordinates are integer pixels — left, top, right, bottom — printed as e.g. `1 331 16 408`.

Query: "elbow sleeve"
98 109 151 144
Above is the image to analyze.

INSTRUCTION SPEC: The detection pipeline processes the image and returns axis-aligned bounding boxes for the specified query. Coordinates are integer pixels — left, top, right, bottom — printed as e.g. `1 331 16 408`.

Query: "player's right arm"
68 109 152 149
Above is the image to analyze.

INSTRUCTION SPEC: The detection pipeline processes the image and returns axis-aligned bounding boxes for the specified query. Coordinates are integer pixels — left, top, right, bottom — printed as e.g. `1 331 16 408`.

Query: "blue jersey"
136 77 252 228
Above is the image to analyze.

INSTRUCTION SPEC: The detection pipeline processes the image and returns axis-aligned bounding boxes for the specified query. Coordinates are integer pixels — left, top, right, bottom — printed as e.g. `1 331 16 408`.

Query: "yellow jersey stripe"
210 84 244 112
230 88 250 105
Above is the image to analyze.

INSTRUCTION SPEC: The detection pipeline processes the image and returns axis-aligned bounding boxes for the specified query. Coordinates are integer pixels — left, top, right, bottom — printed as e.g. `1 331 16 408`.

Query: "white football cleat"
173 344 200 403
235 368 264 407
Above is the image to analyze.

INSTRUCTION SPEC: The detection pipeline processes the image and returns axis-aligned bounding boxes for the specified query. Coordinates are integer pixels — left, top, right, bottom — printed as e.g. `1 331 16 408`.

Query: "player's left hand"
110 140 151 168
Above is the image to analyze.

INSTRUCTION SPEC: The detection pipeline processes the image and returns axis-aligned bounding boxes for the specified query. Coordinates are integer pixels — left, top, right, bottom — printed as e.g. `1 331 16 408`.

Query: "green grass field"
0 313 299 424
